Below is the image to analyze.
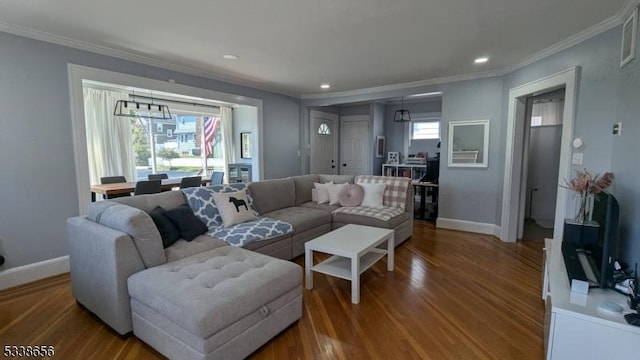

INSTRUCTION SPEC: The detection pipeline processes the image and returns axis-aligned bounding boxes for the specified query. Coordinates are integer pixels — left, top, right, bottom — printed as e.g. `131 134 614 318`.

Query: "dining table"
90 177 210 202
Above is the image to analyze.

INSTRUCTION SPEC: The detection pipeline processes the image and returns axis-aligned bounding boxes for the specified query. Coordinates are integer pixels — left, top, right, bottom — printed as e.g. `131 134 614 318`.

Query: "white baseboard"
436 217 502 238
0 256 69 291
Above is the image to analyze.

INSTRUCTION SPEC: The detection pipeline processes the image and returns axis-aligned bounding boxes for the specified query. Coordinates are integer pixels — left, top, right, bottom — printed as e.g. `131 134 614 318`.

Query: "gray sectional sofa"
67 174 413 360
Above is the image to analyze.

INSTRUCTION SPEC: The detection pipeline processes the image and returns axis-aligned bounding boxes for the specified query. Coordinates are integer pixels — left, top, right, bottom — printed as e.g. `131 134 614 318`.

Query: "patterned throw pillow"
212 190 257 228
182 183 257 229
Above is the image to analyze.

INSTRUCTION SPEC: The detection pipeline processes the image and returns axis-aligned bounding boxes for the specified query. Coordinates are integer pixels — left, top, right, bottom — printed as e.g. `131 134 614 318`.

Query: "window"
318 123 331 135
411 121 440 140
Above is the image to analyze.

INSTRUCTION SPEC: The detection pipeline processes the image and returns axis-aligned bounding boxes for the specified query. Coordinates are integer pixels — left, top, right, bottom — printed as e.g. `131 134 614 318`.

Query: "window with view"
411 121 440 140
131 112 223 180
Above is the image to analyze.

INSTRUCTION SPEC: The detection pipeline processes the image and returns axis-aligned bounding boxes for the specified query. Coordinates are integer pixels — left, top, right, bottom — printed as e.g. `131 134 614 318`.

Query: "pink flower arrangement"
563 169 614 222
563 169 614 195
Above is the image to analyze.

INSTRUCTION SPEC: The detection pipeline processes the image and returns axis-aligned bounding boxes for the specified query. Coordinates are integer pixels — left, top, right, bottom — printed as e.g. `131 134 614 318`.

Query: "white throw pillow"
326 183 347 205
212 190 257 227
358 183 386 208
314 182 333 204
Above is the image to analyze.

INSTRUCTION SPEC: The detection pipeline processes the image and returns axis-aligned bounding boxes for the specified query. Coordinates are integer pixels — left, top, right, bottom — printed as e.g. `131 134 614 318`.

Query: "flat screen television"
562 192 620 288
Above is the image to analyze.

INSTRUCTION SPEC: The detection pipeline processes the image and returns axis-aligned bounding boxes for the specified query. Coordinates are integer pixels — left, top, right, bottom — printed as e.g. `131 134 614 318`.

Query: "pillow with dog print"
212 190 257 228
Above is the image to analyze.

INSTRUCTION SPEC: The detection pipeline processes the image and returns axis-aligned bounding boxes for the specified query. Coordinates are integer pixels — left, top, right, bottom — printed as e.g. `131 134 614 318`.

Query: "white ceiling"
0 0 631 96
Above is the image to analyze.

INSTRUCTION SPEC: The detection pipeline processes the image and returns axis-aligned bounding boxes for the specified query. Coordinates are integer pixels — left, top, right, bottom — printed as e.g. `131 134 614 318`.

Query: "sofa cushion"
164 235 229 263
248 178 295 214
299 201 341 213
319 174 354 184
182 184 257 229
127 246 301 338
164 204 209 241
149 206 181 248
87 201 166 268
332 207 409 229
206 217 293 247
262 206 332 233
113 190 186 213
212 190 257 227
338 184 364 207
292 174 320 206
356 175 411 210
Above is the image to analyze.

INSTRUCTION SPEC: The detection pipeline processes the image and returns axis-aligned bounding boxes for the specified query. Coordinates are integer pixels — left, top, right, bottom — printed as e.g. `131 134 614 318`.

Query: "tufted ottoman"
127 246 302 360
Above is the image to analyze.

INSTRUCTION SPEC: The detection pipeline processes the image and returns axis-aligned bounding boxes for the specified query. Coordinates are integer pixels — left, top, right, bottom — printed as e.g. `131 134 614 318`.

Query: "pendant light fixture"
114 92 173 120
393 96 411 122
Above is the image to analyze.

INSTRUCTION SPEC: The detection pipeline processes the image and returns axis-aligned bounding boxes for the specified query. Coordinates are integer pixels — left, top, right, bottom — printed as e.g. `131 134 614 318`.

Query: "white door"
310 110 338 174
340 116 370 175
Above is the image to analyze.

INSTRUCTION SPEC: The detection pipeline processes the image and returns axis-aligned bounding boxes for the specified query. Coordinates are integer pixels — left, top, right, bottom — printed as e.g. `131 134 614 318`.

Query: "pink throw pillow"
338 184 365 207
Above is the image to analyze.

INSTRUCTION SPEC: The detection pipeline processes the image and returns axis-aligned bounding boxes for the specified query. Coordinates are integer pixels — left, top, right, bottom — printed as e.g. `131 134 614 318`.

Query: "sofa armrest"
67 216 145 335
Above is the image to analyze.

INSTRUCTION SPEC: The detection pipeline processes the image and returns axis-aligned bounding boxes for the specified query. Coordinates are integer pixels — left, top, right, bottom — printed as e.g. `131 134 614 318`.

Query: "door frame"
309 110 339 174
339 115 371 175
501 67 578 242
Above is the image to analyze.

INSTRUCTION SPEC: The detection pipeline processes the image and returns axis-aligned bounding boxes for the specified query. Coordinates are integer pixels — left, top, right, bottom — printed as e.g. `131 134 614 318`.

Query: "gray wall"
384 100 442 160
0 31 300 270
439 77 504 224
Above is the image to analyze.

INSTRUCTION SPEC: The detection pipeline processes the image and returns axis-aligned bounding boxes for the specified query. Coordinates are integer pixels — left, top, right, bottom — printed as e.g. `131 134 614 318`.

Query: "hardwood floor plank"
0 221 545 359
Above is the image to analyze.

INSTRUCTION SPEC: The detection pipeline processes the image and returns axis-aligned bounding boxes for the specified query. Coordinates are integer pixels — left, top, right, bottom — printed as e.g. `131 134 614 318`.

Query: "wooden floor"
0 222 545 359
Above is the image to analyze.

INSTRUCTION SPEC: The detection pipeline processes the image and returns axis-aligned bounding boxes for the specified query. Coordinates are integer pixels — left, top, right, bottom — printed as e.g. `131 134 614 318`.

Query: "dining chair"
100 176 130 199
180 176 202 189
100 176 127 184
134 179 162 195
148 173 169 181
211 171 224 185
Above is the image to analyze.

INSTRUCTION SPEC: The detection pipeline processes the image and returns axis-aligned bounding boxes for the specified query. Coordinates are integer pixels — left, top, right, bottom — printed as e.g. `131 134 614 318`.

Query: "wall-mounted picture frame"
621 7 637 68
375 136 385 158
240 132 252 159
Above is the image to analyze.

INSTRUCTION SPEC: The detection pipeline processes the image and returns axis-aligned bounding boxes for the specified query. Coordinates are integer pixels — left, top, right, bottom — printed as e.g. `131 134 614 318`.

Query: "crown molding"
0 20 298 98
1 1 637 101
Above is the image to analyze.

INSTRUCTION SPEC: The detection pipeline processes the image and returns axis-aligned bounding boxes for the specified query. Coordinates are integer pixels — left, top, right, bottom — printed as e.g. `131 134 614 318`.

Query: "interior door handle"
331 165 335 168
342 164 347 167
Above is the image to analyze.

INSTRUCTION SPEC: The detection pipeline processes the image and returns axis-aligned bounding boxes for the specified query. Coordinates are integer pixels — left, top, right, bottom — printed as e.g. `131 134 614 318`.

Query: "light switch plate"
613 122 622 135
572 152 583 165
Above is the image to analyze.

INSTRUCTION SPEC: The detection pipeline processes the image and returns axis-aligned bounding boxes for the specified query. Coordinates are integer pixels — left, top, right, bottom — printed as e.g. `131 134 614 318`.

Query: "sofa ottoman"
127 246 302 360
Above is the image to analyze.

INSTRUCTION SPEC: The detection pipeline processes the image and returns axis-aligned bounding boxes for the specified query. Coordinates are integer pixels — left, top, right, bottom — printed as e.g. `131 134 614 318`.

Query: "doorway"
519 89 565 240
501 67 577 242
309 110 338 174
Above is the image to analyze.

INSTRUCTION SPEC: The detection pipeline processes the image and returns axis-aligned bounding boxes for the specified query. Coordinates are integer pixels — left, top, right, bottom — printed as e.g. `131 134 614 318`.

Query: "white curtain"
83 88 135 185
220 106 234 184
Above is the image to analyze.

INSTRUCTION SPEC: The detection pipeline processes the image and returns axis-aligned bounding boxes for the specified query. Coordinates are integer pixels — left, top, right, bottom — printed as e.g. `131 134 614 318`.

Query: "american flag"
204 116 219 156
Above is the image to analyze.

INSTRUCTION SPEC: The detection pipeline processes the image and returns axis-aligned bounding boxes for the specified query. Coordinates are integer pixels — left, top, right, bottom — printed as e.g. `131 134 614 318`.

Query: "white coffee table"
304 224 395 304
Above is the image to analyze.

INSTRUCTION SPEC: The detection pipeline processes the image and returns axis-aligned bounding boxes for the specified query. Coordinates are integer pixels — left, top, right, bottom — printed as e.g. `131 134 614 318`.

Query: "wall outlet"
613 122 622 135
572 152 583 165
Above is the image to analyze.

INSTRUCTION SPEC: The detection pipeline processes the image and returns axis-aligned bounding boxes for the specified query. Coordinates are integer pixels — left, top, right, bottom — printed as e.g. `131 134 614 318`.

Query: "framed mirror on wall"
448 119 490 168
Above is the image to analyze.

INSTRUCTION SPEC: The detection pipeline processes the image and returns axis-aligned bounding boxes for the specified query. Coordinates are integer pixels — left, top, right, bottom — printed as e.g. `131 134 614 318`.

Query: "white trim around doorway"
67 64 264 215
500 67 578 242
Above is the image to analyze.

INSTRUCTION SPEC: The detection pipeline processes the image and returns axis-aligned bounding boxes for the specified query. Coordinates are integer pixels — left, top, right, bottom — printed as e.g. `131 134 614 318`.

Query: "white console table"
543 238 640 360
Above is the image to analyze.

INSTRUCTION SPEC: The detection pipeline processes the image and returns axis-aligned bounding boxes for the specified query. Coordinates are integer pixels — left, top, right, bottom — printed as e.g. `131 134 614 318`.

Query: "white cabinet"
543 239 640 360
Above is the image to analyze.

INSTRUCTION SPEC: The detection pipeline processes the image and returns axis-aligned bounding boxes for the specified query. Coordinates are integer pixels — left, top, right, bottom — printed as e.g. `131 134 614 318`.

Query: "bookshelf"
382 164 427 180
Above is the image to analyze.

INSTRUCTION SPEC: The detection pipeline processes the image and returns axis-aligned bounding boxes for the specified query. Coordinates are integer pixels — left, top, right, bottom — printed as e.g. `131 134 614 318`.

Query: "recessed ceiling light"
223 54 239 60
320 84 331 89
474 57 489 64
